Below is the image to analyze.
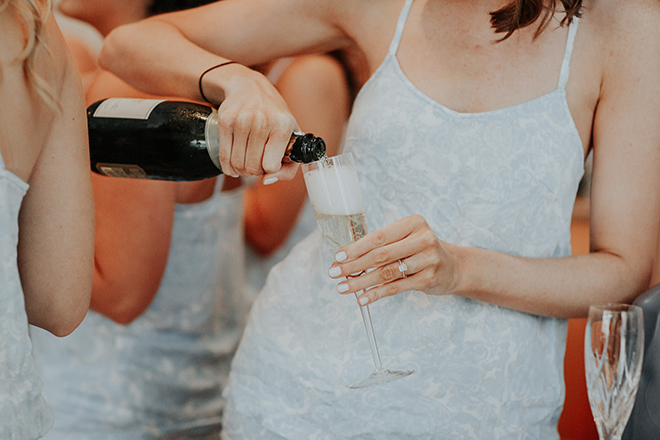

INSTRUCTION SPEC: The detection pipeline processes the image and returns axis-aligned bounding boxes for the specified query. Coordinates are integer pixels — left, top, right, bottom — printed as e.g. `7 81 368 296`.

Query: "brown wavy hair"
492 0 583 40
1 0 59 109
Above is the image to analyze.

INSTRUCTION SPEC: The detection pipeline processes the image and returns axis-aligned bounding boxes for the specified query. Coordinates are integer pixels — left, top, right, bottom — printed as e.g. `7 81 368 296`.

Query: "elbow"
98 304 145 325
89 277 157 326
98 24 135 74
247 234 281 257
245 223 287 257
48 313 86 337
31 292 91 338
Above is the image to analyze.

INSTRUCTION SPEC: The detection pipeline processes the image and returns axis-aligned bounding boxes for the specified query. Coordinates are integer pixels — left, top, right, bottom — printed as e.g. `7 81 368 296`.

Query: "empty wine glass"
302 153 413 389
585 304 644 440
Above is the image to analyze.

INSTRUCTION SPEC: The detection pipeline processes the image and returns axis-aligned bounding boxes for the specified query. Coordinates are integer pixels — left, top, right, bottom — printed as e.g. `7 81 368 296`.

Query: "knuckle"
262 161 281 175
251 112 269 132
230 157 245 173
411 214 426 225
372 230 388 247
373 248 391 265
217 112 236 131
216 149 230 163
381 265 398 281
419 270 435 287
245 164 262 175
234 112 254 131
420 229 438 247
273 113 296 132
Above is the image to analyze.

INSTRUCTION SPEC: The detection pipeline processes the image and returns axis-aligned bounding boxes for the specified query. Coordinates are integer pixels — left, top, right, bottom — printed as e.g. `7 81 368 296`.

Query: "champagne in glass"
585 304 644 440
302 153 413 389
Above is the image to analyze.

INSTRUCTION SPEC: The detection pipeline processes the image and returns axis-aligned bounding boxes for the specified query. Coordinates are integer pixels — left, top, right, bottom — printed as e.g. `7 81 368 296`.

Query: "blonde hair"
1 0 60 110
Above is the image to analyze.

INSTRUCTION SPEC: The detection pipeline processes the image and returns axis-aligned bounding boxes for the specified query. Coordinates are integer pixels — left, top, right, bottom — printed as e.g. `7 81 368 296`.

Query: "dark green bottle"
87 98 327 181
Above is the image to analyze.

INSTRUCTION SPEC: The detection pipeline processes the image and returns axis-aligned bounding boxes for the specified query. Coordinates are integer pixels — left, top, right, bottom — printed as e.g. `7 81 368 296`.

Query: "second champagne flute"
302 153 413 389
585 304 644 440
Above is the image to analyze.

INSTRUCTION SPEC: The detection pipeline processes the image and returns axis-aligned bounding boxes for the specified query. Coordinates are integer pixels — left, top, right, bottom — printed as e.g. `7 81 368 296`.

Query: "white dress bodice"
224 0 584 437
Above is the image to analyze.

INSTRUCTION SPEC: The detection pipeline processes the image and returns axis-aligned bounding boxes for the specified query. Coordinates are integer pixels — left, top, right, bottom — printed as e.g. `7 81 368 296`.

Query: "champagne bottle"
87 98 327 181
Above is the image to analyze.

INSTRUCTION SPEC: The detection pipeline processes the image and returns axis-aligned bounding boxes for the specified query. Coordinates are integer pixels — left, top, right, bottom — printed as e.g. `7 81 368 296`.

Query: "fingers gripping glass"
585 304 644 440
302 153 414 389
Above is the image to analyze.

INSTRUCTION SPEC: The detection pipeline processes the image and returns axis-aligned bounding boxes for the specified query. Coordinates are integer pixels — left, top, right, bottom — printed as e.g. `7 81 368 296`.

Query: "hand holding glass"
302 153 413 389
585 304 644 440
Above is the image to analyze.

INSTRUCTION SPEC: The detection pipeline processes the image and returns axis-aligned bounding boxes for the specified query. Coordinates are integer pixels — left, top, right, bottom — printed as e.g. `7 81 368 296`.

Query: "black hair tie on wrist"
198 61 237 105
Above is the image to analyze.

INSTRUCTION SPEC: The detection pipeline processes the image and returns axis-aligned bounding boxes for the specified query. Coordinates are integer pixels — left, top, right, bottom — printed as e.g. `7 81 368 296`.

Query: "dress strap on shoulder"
557 16 580 90
388 0 415 55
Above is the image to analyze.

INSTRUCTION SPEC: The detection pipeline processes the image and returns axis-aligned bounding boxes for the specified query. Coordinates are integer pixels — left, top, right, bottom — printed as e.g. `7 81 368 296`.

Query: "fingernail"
328 266 341 277
337 283 349 293
359 296 369 305
335 251 347 262
263 177 279 185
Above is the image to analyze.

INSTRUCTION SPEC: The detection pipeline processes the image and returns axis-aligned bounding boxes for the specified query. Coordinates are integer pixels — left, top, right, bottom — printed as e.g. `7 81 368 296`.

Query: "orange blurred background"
558 197 598 440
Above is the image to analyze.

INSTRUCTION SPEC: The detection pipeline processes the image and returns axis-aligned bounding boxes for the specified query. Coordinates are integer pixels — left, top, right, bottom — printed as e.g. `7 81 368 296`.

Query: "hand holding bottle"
200 62 299 180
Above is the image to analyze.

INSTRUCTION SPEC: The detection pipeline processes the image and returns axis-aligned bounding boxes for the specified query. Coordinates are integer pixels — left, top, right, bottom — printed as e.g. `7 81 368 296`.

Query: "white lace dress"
222 1 585 438
0 154 54 439
31 178 250 440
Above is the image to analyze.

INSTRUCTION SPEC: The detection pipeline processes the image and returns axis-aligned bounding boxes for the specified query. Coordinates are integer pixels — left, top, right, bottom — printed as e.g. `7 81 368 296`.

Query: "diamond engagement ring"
398 259 408 278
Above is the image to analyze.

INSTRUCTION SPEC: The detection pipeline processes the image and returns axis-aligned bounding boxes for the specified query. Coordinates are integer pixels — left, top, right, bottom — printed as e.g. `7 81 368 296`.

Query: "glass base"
349 368 414 389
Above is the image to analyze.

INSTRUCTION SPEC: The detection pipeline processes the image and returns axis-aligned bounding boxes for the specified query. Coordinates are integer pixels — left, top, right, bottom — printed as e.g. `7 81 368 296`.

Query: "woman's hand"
328 215 461 305
205 63 300 181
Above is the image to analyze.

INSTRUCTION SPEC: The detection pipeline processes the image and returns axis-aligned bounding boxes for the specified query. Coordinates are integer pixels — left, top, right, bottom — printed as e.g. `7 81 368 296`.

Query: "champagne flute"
302 153 414 389
585 304 645 440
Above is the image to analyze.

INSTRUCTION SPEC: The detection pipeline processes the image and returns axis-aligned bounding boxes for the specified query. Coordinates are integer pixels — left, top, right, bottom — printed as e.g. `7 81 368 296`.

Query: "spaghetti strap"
557 17 580 90
388 0 415 55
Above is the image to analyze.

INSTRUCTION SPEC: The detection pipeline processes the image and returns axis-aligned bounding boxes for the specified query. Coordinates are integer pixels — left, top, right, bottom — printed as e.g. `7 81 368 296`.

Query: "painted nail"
335 251 347 262
263 177 279 185
337 283 349 293
359 296 369 305
328 266 342 277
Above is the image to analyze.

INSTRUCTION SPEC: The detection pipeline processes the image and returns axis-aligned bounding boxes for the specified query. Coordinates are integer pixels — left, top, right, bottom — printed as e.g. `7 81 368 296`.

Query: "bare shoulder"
0 9 83 180
583 0 660 60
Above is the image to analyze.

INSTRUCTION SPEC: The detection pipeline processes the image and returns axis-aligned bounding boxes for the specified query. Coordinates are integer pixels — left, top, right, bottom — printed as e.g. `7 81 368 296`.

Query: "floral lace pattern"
0 160 54 440
31 179 250 440
222 1 584 438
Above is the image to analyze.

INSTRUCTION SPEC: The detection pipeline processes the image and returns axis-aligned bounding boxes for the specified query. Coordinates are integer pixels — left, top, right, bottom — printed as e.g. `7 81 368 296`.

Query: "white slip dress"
31 177 250 440
223 0 584 437
0 152 54 439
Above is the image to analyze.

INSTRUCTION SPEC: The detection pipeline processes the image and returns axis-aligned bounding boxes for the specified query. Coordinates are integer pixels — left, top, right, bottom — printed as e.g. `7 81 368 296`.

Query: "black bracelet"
198 61 237 105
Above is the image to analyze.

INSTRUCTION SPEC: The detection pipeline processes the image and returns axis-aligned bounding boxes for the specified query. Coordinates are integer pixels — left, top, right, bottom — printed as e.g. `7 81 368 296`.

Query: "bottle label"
93 98 165 120
96 163 149 179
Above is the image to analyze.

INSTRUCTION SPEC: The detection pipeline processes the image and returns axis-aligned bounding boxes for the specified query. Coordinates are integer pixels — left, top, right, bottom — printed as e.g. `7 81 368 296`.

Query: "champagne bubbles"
303 161 365 216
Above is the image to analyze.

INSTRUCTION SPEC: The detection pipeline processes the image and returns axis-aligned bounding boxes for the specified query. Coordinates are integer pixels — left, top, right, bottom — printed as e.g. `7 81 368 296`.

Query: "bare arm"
245 54 351 255
100 0 353 181
84 72 182 324
16 17 95 336
327 2 660 318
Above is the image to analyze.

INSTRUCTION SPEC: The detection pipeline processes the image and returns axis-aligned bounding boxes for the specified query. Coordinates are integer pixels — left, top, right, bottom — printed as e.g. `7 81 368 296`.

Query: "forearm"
101 20 228 102
90 176 176 324
455 246 653 318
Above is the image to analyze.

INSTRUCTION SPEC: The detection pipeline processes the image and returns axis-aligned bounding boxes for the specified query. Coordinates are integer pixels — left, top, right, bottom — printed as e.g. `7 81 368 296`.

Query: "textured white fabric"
31 178 250 440
222 0 585 438
0 153 54 439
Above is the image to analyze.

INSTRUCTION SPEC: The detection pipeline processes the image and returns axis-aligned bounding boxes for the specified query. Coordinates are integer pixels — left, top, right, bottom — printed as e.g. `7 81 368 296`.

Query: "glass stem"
354 292 384 372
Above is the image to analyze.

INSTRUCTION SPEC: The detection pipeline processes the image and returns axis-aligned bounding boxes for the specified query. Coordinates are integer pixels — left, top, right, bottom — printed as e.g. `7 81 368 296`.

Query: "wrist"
451 244 485 300
199 61 251 106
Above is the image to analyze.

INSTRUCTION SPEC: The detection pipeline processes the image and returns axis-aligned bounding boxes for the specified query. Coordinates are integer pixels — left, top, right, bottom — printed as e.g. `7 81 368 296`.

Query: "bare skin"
101 0 660 318
62 0 349 322
0 7 94 336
